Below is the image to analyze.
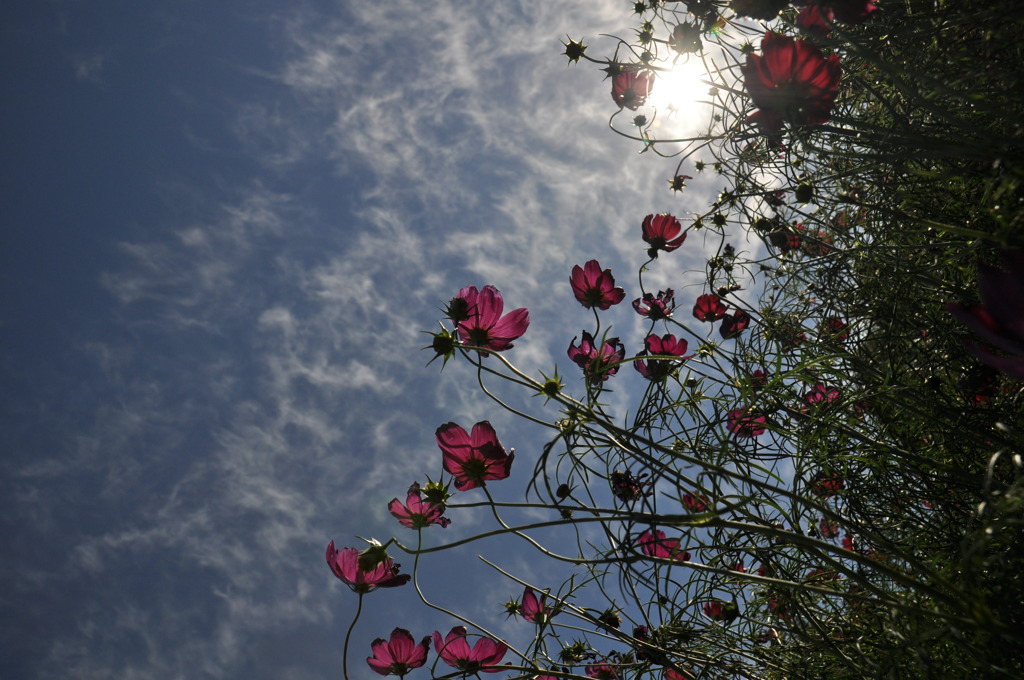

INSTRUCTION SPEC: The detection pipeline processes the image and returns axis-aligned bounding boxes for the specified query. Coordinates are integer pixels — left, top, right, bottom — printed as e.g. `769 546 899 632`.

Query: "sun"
645 57 715 137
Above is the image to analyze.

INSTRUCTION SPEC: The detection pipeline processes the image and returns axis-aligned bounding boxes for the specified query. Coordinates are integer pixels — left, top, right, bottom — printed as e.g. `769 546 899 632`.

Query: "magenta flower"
570 260 626 310
693 294 727 322
803 383 840 407
703 600 739 623
436 421 514 491
521 587 557 624
819 518 840 539
720 309 751 339
611 67 653 110
638 529 690 562
683 492 709 513
454 285 529 353
568 331 625 384
742 31 841 134
388 482 451 529
727 407 766 438
366 628 431 677
433 626 508 674
586 662 620 680
810 471 845 499
642 213 686 256
633 289 676 320
634 333 690 381
326 541 410 593
946 251 1024 379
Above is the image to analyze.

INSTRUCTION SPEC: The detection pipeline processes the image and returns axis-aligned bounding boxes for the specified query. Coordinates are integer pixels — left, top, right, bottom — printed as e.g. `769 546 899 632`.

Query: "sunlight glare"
646 57 714 137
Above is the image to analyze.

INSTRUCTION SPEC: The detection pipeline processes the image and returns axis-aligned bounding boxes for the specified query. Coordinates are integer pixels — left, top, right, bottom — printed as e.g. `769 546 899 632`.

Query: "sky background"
1 2 750 678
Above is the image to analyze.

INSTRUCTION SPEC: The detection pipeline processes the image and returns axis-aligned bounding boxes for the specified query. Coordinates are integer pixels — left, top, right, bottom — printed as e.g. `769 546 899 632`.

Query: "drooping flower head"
642 213 686 257
433 626 508 674
634 333 690 381
633 289 676 320
720 309 751 339
946 250 1024 379
326 541 410 593
693 294 727 322
611 67 654 110
436 421 514 491
366 628 431 677
521 587 557 624
453 285 529 353
728 406 767 438
742 31 841 134
571 260 626 310
568 331 625 384
638 529 691 562
388 482 451 529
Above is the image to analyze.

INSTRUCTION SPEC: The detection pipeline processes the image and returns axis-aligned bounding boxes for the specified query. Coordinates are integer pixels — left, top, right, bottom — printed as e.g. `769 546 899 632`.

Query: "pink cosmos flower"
720 309 751 339
693 294 727 322
810 471 845 499
642 213 686 256
586 662 620 679
454 285 530 353
946 250 1024 379
803 383 840 407
728 407 766 438
571 260 626 310
634 333 690 381
683 492 709 513
633 289 676 320
326 541 410 593
704 600 740 623
638 529 690 562
611 67 653 110
521 587 557 624
366 628 431 677
436 421 514 491
568 331 625 384
388 482 451 529
742 31 841 134
433 626 508 674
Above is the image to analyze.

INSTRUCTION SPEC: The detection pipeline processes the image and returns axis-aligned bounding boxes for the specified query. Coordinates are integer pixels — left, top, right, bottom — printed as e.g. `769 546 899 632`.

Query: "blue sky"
2 2 747 678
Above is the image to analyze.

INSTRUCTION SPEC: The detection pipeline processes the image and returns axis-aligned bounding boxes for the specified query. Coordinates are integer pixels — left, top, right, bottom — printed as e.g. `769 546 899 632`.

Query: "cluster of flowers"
364 626 508 677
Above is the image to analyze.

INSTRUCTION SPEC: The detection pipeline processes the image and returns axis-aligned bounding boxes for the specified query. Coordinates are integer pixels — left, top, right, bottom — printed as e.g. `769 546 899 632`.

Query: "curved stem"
342 593 363 680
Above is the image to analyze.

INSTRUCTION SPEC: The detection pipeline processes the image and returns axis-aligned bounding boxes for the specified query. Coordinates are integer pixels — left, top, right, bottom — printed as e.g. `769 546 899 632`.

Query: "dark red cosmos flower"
720 309 751 339
611 469 651 503
693 293 727 322
521 587 557 624
819 518 840 539
436 421 514 491
571 260 626 310
388 482 451 529
750 370 769 389
633 289 676 320
433 626 508 674
642 213 686 256
634 333 690 381
742 31 841 134
454 285 529 353
568 331 625 384
728 406 766 438
703 600 740 623
367 628 431 677
803 383 840 407
612 67 654 110
326 541 410 593
946 250 1024 379
683 492 709 513
819 316 849 342
810 471 845 499
638 529 691 562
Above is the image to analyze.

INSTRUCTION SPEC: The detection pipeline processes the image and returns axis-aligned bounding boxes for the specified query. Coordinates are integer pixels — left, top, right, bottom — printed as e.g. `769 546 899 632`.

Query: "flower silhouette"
366 628 431 677
642 213 686 256
326 541 410 593
388 482 451 529
453 285 529 353
433 626 508 673
633 289 676 320
693 294 727 322
571 260 626 310
436 421 514 491
742 31 841 133
568 331 625 384
634 333 690 381
720 309 751 339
